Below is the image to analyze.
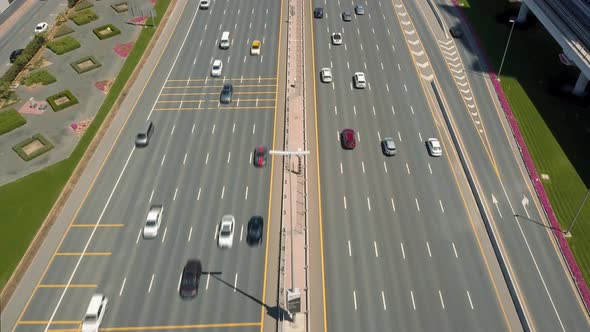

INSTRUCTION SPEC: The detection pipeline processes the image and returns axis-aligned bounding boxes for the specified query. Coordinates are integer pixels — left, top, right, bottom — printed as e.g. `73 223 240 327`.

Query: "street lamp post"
497 18 516 82
564 188 590 237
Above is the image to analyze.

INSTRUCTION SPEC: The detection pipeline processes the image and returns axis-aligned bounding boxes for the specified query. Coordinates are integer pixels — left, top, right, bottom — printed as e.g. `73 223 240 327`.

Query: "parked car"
9 49 23 63
34 22 48 33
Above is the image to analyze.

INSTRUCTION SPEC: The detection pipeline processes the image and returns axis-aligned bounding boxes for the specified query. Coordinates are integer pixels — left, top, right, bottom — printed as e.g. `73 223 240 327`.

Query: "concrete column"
573 73 589 96
517 2 529 24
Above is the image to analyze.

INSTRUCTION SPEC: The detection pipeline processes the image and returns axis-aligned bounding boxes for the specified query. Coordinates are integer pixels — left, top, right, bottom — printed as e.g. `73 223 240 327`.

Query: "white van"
81 294 108 332
219 31 230 49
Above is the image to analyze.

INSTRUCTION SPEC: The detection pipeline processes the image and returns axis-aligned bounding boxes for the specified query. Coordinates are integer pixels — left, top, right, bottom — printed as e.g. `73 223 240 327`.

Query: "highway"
4 0 282 331
0 0 65 75
310 0 519 330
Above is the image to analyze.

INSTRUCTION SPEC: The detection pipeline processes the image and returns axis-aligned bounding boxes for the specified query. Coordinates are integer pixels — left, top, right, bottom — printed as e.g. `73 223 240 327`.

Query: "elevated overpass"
518 0 590 95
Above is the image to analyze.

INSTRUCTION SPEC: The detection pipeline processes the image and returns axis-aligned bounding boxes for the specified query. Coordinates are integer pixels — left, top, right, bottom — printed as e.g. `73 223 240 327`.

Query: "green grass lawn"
457 0 590 282
21 70 57 86
0 0 172 292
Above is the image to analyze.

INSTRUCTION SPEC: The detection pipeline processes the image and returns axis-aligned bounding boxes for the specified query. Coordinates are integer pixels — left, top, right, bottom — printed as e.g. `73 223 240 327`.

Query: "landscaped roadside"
0 0 172 292
454 0 590 284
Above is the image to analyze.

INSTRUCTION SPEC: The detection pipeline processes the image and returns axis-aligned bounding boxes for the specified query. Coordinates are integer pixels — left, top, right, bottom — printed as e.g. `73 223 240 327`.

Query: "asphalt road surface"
5 0 282 331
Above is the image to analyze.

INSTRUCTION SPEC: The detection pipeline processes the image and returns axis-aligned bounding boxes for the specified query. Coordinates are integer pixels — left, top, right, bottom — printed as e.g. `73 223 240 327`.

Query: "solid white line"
183 153 188 165
119 277 126 296
439 200 445 213
197 187 201 200
348 240 352 256
170 125 175 136
240 225 244 242
149 190 154 203
401 242 406 260
221 186 225 199
340 162 343 174
361 161 365 173
406 162 410 174
391 197 396 211
173 188 178 201
374 241 379 257
428 163 433 174
453 242 458 258
415 198 420 211
161 227 167 243
439 290 445 309
410 290 416 310
192 123 195 134
136 228 142 244
367 197 371 211
227 152 231 163
343 196 347 210
383 162 388 173
188 227 193 242
353 291 358 311
206 273 210 290
148 274 155 293
161 154 166 166
234 273 238 292
382 291 387 310
467 290 474 309
245 186 249 200
205 153 209 164
177 272 183 291
427 241 432 257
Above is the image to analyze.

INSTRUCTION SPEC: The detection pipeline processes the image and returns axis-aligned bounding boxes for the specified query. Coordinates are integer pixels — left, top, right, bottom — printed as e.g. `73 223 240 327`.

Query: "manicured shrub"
21 70 57 86
71 56 102 74
46 90 79 112
93 24 121 40
12 133 54 161
68 0 81 8
54 24 75 38
71 9 99 26
75 0 94 11
47 36 81 55
0 35 46 98
0 109 26 135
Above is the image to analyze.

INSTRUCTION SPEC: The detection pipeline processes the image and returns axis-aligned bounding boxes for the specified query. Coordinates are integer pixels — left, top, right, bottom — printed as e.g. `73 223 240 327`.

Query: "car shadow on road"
206 272 292 322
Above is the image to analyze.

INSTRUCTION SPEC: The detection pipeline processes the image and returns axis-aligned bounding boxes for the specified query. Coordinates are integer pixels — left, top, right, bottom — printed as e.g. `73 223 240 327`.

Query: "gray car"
381 138 397 156
220 83 233 103
355 4 365 15
342 11 352 21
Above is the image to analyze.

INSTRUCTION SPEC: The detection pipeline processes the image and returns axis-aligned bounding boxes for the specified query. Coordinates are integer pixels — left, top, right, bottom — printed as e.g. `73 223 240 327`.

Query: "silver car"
211 59 222 77
427 138 443 157
353 72 366 89
355 4 365 15
331 32 342 45
381 138 397 156
320 68 333 83
143 205 163 238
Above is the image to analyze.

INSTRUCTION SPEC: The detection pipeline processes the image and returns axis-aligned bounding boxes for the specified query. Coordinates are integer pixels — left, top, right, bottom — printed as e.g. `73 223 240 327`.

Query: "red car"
253 145 268 167
341 129 356 149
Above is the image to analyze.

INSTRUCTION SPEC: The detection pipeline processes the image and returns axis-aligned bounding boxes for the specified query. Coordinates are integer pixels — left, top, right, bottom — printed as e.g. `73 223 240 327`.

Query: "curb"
0 0 177 312
450 0 590 314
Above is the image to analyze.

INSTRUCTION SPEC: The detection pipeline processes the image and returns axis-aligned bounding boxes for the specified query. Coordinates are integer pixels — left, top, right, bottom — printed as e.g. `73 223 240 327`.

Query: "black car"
314 7 324 19
220 83 233 104
9 49 24 63
180 259 202 298
449 26 463 38
247 216 264 246
253 145 268 167
342 11 352 22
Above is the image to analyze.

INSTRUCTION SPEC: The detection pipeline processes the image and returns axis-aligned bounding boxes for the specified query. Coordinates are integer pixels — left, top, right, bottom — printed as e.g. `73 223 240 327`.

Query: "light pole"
497 18 516 82
564 188 590 237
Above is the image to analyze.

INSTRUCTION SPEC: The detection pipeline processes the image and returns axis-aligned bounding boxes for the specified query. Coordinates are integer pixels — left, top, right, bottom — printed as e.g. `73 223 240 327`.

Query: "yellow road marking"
11 1 192 331
261 0 284 329
166 77 277 82
390 0 513 329
156 98 276 103
18 321 80 325
163 84 276 89
55 252 111 256
154 106 275 111
70 224 124 228
38 284 96 288
308 0 328 331
102 322 261 331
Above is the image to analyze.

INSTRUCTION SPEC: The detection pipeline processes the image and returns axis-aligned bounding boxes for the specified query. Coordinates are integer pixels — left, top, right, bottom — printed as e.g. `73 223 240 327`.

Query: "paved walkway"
0 0 154 185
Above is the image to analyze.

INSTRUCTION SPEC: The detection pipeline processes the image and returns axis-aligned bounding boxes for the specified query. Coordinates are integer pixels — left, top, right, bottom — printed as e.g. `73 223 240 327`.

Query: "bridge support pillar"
516 3 529 24
573 73 589 96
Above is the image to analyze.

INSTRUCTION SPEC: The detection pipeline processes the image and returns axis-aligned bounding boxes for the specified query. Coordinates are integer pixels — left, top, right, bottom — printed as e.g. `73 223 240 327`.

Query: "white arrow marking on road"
492 194 502 218
119 277 126 296
522 195 530 218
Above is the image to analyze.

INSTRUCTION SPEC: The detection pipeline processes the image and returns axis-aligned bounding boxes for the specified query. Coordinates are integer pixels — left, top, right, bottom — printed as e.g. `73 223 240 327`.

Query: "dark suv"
9 49 24 63
247 216 264 246
314 7 324 18
220 83 233 103
180 259 202 298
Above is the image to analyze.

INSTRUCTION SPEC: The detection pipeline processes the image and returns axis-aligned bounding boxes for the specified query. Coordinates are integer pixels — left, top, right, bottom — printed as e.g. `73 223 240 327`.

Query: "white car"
217 215 235 249
143 205 163 239
353 72 366 89
427 138 443 157
81 294 108 332
331 32 342 45
320 68 332 83
199 0 210 9
250 40 261 55
211 59 223 77
34 22 48 33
